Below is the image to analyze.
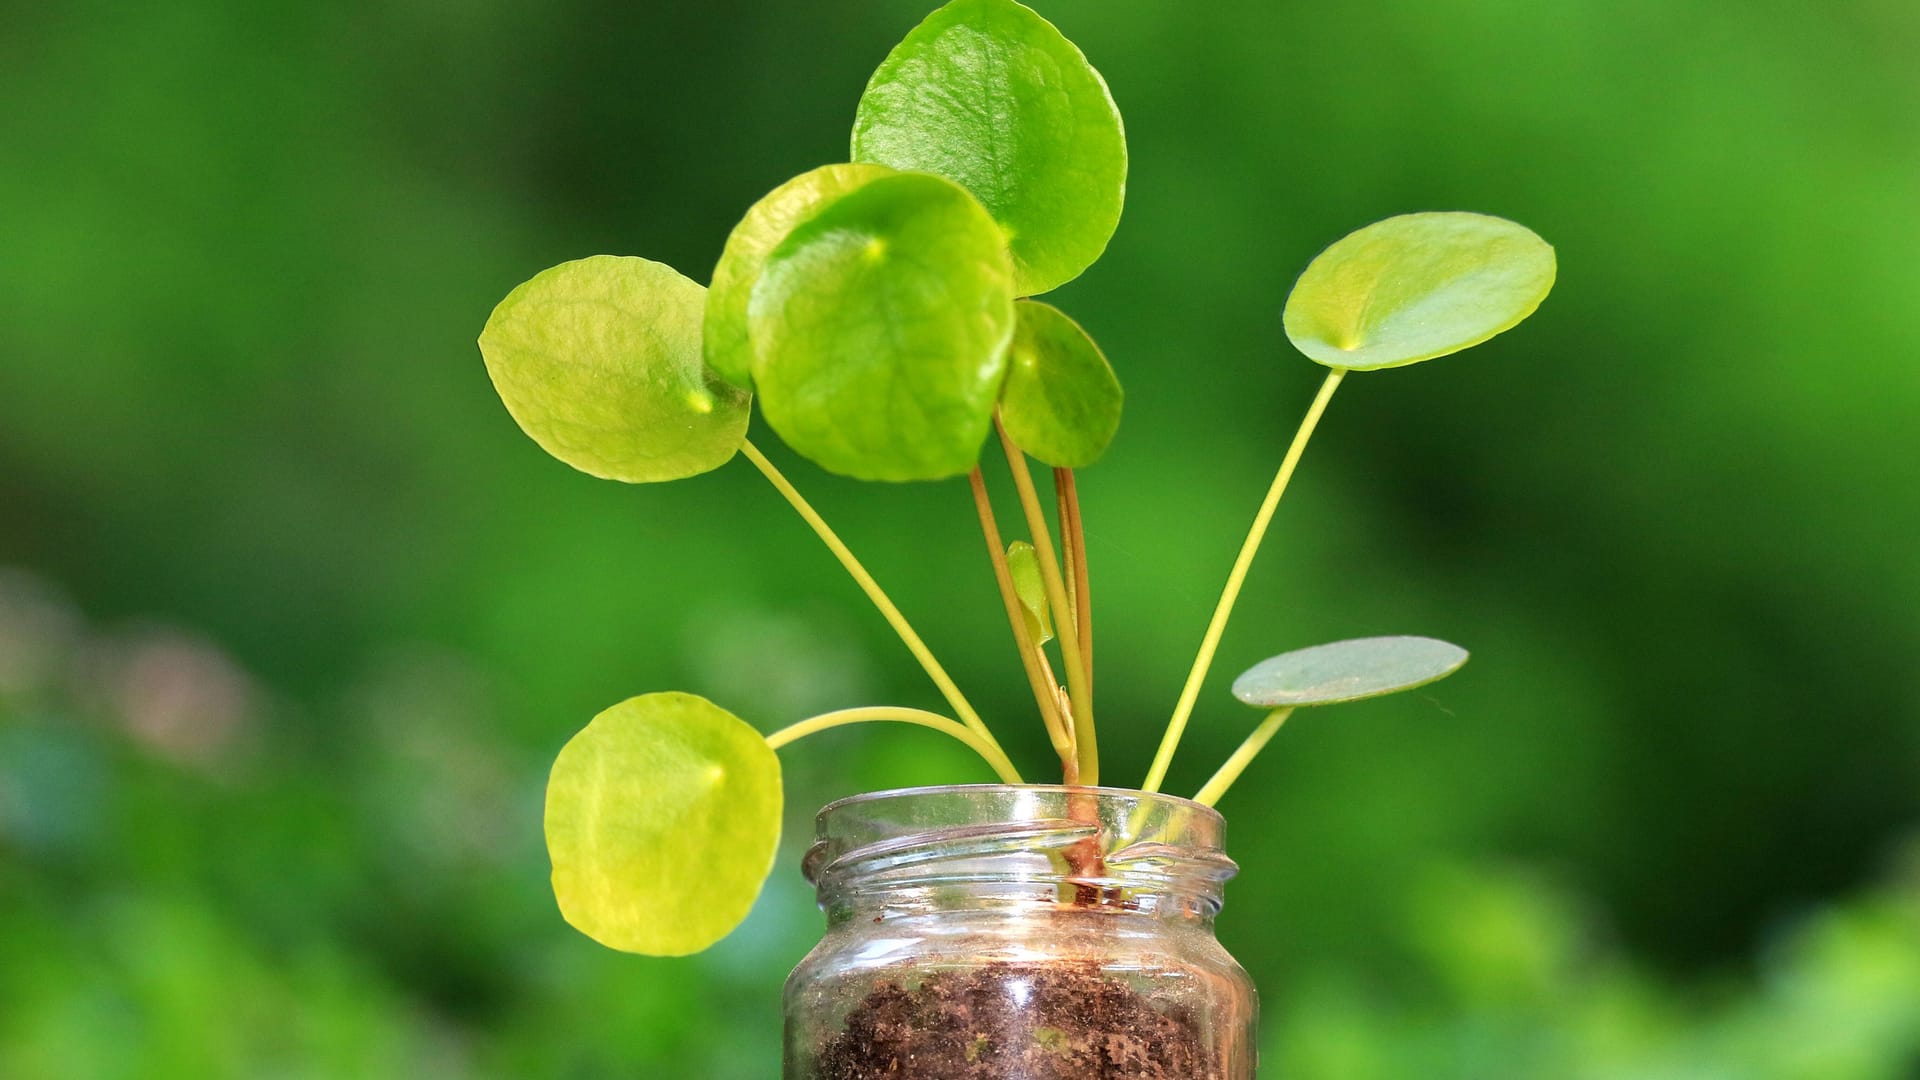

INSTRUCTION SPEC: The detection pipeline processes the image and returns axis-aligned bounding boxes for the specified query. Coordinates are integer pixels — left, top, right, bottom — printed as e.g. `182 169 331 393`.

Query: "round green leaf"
852 0 1126 297
544 692 782 956
1232 636 1469 708
704 163 895 389
998 300 1123 468
1282 212 1556 372
749 172 1015 481
479 256 751 482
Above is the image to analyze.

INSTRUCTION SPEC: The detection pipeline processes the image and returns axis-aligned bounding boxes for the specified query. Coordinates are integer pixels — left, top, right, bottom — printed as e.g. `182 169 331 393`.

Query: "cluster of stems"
758 368 1350 807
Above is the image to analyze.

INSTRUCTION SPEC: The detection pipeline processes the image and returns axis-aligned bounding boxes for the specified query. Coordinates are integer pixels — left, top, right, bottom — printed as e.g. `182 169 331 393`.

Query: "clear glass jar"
784 784 1257 1079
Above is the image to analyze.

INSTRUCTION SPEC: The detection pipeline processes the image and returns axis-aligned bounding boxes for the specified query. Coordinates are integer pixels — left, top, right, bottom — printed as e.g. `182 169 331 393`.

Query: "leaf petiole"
1192 707 1294 807
1055 467 1092 692
994 418 1098 785
969 468 1078 775
764 706 1024 785
1143 368 1345 792
741 439 1009 762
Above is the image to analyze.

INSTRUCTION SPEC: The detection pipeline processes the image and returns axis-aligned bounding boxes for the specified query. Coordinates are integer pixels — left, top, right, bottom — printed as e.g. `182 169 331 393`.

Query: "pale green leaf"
749 172 1015 481
852 0 1126 296
998 300 1123 468
1283 212 1556 371
544 692 782 956
705 163 895 389
1007 539 1054 646
1232 636 1469 707
479 256 751 482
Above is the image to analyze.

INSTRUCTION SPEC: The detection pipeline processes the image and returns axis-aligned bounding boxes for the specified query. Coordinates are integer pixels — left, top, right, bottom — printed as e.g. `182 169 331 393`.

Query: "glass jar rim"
804 784 1238 908
814 782 1225 824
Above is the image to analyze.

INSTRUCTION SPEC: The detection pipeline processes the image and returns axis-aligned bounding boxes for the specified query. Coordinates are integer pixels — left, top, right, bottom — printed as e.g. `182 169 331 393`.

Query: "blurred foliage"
3 574 1915 1075
2 0 1917 1075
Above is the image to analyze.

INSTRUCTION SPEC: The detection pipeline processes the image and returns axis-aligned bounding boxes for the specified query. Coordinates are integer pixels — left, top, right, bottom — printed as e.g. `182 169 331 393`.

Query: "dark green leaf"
748 172 1015 481
998 300 1123 468
853 0 1126 296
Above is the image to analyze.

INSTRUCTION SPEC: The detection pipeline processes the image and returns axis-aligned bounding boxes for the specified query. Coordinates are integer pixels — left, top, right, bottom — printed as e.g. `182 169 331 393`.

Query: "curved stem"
1142 369 1345 792
994 420 1097 786
765 706 1024 785
1192 708 1294 807
741 440 1008 763
969 468 1077 773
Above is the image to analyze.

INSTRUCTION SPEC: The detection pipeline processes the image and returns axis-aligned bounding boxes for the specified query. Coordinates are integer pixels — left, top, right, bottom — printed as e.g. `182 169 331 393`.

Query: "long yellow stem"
1192 708 1294 806
765 706 1024 784
995 420 1096 785
1142 369 1345 792
741 440 1007 762
969 468 1076 771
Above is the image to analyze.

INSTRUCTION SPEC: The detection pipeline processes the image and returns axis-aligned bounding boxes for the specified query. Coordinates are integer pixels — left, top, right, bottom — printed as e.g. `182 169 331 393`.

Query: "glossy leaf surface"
749 172 1015 481
544 692 781 956
704 163 895 389
1232 636 1469 707
852 0 1126 296
998 300 1123 468
1283 212 1556 371
479 256 750 482
1007 539 1054 645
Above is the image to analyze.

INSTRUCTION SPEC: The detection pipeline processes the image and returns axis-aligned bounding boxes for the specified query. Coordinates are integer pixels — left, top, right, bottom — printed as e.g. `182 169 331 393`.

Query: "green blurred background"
4 0 1918 1075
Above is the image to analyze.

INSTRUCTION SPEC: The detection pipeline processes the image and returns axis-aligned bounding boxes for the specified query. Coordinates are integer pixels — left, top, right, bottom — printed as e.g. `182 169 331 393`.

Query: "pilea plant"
478 0 1555 959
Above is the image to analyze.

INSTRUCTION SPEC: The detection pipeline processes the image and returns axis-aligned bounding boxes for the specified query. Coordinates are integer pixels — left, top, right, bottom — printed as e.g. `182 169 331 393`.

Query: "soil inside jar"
815 959 1219 1079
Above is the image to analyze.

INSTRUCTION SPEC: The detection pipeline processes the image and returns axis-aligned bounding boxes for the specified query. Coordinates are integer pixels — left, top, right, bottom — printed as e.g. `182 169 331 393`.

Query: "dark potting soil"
814 960 1219 1079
